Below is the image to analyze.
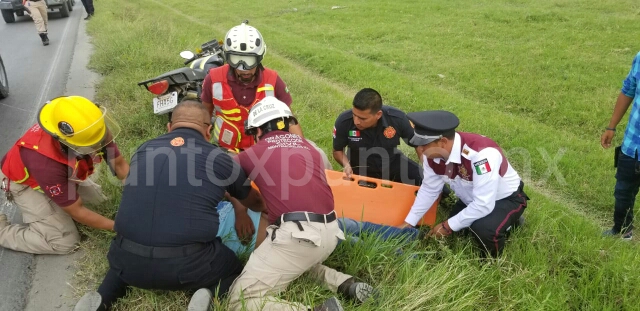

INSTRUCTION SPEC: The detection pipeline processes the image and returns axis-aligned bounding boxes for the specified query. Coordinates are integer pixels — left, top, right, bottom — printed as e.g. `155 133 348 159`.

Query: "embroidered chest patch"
459 165 471 180
473 159 491 175
383 126 396 139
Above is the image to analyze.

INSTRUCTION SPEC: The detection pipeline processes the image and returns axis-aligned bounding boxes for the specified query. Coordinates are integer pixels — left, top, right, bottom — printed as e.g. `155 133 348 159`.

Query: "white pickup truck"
0 0 75 23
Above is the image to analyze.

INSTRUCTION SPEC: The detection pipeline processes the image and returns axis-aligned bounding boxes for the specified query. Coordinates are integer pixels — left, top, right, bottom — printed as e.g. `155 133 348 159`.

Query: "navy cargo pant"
612 152 639 234
95 236 243 310
450 182 528 257
80 0 94 15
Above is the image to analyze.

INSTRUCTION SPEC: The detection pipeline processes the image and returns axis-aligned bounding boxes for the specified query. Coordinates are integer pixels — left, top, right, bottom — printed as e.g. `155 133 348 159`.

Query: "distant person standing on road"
601 51 640 241
81 0 94 20
22 0 49 46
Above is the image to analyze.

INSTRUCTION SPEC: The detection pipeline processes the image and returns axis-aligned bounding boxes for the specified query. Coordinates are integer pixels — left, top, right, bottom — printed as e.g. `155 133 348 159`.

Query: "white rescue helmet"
224 21 266 70
245 97 293 136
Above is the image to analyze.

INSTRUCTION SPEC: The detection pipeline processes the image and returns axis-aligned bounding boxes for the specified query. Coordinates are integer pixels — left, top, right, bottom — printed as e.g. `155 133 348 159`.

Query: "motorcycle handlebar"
183 49 223 66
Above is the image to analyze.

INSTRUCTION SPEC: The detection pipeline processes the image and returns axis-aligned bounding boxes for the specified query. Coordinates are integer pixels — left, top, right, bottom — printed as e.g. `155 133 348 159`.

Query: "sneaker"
73 291 102 311
603 229 633 240
313 297 344 311
187 288 212 311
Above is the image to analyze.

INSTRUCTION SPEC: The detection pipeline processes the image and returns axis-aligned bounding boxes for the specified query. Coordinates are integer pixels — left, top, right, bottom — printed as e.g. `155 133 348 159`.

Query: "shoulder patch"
332 126 336 139
473 159 491 175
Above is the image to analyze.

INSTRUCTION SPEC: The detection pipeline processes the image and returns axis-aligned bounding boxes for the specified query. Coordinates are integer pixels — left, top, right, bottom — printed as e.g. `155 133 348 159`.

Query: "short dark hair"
352 88 382 113
171 100 208 123
442 130 456 140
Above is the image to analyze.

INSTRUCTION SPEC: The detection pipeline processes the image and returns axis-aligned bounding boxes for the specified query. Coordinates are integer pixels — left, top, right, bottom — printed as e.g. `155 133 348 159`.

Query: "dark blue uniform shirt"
114 128 251 247
333 105 415 177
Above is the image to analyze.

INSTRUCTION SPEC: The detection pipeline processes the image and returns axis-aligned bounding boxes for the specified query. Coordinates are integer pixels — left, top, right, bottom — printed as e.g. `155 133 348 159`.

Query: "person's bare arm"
202 101 214 119
111 155 129 180
227 194 255 244
332 149 352 178
601 93 634 148
289 123 304 138
61 198 114 231
238 188 264 212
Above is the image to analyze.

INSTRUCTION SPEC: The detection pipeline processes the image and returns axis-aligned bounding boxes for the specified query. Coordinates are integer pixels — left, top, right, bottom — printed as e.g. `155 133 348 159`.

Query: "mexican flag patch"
349 130 360 137
473 159 491 175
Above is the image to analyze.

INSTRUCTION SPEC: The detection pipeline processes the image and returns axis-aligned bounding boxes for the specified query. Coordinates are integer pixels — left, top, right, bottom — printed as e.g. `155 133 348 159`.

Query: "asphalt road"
0 4 85 310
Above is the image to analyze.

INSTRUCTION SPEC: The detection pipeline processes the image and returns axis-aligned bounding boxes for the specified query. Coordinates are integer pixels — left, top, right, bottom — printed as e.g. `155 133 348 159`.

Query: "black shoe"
338 278 377 304
313 297 344 311
39 33 49 46
84 13 93 20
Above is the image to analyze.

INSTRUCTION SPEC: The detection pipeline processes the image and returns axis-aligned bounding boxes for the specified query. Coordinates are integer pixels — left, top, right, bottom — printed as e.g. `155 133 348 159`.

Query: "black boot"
337 278 377 303
39 33 49 46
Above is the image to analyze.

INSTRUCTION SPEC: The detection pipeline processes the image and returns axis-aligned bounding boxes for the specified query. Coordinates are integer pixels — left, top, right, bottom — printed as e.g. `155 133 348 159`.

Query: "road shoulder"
24 13 100 311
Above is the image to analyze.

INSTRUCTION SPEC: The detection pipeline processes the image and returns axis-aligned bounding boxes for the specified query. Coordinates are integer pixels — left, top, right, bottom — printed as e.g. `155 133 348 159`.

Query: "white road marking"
30 12 74 124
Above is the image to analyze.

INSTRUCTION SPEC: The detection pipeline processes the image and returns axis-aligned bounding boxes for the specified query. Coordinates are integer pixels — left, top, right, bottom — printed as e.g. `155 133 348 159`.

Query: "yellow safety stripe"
222 115 242 121
14 167 30 184
257 86 274 92
220 108 242 115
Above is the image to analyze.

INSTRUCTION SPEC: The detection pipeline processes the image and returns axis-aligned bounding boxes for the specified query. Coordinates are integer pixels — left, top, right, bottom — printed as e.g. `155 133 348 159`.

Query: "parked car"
0 54 8 99
0 0 74 23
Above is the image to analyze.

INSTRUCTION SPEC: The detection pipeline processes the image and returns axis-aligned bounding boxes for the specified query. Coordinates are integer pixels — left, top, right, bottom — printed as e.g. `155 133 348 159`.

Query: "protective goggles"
226 53 261 70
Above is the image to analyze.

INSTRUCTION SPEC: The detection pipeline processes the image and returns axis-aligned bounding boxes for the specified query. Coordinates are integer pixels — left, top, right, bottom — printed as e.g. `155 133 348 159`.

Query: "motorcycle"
137 38 224 119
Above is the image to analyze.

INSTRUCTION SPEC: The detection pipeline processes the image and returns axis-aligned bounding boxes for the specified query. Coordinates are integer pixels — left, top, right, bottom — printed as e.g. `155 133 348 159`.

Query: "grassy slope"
76 0 640 310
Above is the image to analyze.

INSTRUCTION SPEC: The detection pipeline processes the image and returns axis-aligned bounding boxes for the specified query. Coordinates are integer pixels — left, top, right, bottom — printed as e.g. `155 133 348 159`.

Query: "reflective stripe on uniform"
213 117 223 143
14 168 30 184
258 84 275 97
213 82 224 101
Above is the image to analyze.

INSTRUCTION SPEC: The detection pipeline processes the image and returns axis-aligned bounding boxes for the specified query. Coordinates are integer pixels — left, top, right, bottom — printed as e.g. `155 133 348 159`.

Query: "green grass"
74 0 640 310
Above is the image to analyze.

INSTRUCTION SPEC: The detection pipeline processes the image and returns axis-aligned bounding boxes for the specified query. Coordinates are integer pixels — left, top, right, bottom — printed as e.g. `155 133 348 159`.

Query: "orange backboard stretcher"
325 170 438 227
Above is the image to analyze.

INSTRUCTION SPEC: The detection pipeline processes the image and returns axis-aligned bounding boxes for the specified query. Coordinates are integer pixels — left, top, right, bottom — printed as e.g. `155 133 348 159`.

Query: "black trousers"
80 0 94 14
355 154 423 186
450 182 529 257
95 237 243 310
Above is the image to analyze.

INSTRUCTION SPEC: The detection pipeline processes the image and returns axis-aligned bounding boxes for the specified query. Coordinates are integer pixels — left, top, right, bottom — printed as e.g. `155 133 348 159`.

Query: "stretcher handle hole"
343 177 355 181
381 183 393 188
358 180 377 189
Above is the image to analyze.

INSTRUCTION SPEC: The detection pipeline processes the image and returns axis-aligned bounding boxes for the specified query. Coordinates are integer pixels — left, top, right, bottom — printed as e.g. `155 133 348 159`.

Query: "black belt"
270 211 336 242
115 235 206 259
274 211 336 226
